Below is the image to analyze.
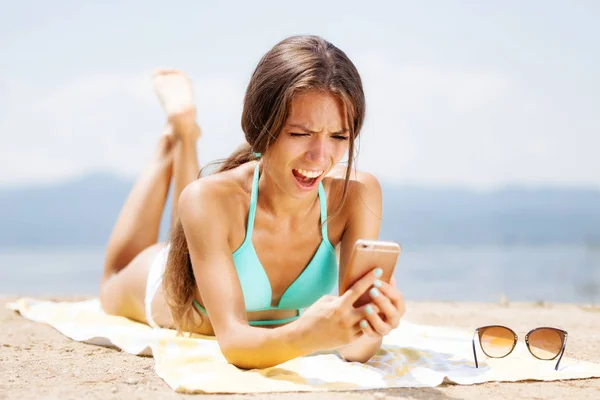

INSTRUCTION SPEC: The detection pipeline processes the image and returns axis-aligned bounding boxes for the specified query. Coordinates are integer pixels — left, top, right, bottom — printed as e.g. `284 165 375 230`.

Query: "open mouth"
292 168 324 189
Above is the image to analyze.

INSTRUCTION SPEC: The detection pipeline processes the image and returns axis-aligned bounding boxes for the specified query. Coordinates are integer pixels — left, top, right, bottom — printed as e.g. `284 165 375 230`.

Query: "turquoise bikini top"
193 164 338 326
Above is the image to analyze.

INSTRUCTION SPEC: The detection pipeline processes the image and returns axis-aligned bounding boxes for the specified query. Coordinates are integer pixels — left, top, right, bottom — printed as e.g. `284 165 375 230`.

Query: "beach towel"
7 298 600 393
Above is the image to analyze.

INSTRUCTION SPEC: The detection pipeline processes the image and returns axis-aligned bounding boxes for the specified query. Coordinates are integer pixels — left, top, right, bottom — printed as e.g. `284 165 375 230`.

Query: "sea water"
1 244 599 304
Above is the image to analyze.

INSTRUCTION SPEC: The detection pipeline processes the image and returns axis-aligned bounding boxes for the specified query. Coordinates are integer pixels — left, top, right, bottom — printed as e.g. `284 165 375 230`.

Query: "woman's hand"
294 268 382 353
358 276 405 337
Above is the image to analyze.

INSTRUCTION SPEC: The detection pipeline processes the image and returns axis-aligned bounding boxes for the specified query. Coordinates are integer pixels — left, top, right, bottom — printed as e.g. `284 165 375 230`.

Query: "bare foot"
153 69 200 140
153 69 195 116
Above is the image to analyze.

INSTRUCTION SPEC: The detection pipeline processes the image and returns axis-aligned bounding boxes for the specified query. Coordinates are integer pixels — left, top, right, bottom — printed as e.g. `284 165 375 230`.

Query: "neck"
256 164 319 221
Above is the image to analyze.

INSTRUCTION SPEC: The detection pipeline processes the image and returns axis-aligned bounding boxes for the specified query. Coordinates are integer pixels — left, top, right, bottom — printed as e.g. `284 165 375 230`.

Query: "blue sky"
1 1 598 188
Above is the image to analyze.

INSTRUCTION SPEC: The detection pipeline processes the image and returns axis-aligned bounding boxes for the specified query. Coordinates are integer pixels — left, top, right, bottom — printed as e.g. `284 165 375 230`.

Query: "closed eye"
332 135 349 141
290 132 348 141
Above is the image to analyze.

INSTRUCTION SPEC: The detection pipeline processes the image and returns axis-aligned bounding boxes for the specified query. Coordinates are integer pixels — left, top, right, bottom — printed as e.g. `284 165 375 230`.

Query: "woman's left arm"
335 172 405 362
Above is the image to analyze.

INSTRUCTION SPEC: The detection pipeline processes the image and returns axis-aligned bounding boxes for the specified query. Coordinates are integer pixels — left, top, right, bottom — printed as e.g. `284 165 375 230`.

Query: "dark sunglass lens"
528 328 563 360
480 326 515 358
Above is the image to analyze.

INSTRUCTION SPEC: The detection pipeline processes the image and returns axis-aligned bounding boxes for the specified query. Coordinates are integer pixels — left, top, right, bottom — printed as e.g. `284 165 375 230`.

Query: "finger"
369 286 397 323
375 280 402 305
354 324 365 338
376 281 406 316
358 318 380 338
355 302 381 322
361 303 392 336
346 319 364 340
374 283 405 329
390 276 397 287
340 268 382 306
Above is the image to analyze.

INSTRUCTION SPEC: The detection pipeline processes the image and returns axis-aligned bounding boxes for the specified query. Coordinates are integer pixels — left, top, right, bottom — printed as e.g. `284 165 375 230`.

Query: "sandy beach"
1 297 599 399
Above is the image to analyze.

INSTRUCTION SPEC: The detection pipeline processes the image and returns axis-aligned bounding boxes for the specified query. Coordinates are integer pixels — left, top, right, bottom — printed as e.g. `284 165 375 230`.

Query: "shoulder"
324 164 382 212
178 163 255 225
322 165 383 244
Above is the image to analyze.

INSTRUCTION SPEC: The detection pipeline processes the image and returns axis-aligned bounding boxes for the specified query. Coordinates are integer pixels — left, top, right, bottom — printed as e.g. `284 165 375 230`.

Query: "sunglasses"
472 325 568 371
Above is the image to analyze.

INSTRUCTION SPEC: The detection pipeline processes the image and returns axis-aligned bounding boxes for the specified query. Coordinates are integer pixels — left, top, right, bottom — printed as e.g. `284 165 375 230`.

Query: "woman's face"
264 90 350 199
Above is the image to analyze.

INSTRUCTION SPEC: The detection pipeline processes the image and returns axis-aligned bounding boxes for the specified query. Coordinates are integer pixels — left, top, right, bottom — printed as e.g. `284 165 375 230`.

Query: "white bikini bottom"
144 244 170 328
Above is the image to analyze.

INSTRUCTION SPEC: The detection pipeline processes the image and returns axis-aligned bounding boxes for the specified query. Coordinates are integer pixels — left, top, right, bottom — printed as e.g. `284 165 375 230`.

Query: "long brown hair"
163 35 366 333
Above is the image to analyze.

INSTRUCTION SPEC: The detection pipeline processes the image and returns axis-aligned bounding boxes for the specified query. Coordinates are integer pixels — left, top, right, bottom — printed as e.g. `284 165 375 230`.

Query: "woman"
100 35 405 369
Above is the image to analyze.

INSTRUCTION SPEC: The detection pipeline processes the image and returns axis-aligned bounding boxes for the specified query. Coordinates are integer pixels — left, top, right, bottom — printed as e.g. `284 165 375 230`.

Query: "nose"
305 136 328 165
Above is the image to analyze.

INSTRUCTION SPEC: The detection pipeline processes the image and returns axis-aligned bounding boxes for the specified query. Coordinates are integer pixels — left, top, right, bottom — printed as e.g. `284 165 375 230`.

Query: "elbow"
220 344 274 370
218 332 274 370
219 340 250 369
222 351 258 370
215 320 300 369
217 331 251 369
220 350 244 368
341 351 376 364
338 337 382 363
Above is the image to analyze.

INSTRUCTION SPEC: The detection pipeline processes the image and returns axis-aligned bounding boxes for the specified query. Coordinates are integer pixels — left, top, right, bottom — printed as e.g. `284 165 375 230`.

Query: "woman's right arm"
178 178 378 369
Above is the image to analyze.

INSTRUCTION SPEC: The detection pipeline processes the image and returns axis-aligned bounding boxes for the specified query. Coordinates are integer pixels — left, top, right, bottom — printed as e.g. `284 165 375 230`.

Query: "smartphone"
339 239 401 307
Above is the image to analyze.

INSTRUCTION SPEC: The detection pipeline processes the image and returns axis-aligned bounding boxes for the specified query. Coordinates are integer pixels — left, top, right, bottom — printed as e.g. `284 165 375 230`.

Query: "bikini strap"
249 165 327 242
318 182 329 240
246 164 260 239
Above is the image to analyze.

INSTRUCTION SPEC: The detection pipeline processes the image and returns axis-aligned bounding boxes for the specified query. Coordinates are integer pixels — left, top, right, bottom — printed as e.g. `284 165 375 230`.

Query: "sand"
1 297 599 399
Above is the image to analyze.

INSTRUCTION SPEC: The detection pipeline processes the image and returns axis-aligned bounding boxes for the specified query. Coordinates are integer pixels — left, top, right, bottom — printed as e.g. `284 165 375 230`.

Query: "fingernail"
374 268 383 277
373 279 382 288
360 319 368 329
370 288 380 298
365 305 374 315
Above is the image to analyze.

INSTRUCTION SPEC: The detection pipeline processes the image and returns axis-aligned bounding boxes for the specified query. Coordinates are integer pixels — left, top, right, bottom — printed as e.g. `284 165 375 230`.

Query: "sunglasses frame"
472 325 568 371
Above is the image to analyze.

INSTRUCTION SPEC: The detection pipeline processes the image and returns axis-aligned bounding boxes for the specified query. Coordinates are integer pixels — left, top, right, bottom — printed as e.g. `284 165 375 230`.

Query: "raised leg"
153 68 201 229
102 69 200 281
169 122 200 229
102 132 175 281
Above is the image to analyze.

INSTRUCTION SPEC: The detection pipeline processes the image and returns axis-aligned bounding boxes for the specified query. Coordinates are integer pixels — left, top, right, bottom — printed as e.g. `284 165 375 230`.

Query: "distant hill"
1 173 599 247
0 173 173 247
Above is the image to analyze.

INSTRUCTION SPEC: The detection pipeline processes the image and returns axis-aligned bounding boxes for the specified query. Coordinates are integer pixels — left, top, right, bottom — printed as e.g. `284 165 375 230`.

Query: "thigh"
100 242 166 324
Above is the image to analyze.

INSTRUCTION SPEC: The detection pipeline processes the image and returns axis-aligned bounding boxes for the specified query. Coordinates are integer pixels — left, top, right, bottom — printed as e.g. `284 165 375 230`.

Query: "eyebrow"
287 123 349 135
